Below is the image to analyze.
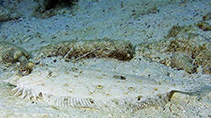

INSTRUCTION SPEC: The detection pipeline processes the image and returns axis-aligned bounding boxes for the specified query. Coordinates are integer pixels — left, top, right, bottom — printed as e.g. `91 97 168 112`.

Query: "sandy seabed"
0 0 210 117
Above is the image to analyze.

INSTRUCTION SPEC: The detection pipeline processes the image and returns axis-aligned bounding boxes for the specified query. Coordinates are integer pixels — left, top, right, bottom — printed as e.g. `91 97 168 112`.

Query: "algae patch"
39 39 135 61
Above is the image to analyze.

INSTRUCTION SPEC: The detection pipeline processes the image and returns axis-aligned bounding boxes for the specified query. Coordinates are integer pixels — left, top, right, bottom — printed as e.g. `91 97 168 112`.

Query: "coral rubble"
137 25 211 74
0 41 30 64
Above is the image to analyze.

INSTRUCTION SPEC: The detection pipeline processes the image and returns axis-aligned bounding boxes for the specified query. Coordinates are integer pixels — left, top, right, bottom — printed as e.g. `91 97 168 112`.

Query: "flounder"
4 58 200 112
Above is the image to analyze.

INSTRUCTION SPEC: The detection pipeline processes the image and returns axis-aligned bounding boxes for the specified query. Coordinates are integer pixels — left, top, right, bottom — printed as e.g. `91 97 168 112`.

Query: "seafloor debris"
0 6 20 22
137 25 211 74
166 25 192 38
203 12 211 21
196 21 211 31
39 39 135 61
0 41 30 64
32 0 79 18
169 54 196 74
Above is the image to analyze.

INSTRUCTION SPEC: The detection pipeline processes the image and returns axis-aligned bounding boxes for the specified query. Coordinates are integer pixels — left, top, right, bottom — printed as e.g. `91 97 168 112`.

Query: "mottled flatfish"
4 58 196 112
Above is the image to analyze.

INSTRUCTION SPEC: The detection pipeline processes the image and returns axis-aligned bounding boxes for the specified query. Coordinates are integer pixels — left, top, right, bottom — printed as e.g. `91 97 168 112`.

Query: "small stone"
113 75 126 80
